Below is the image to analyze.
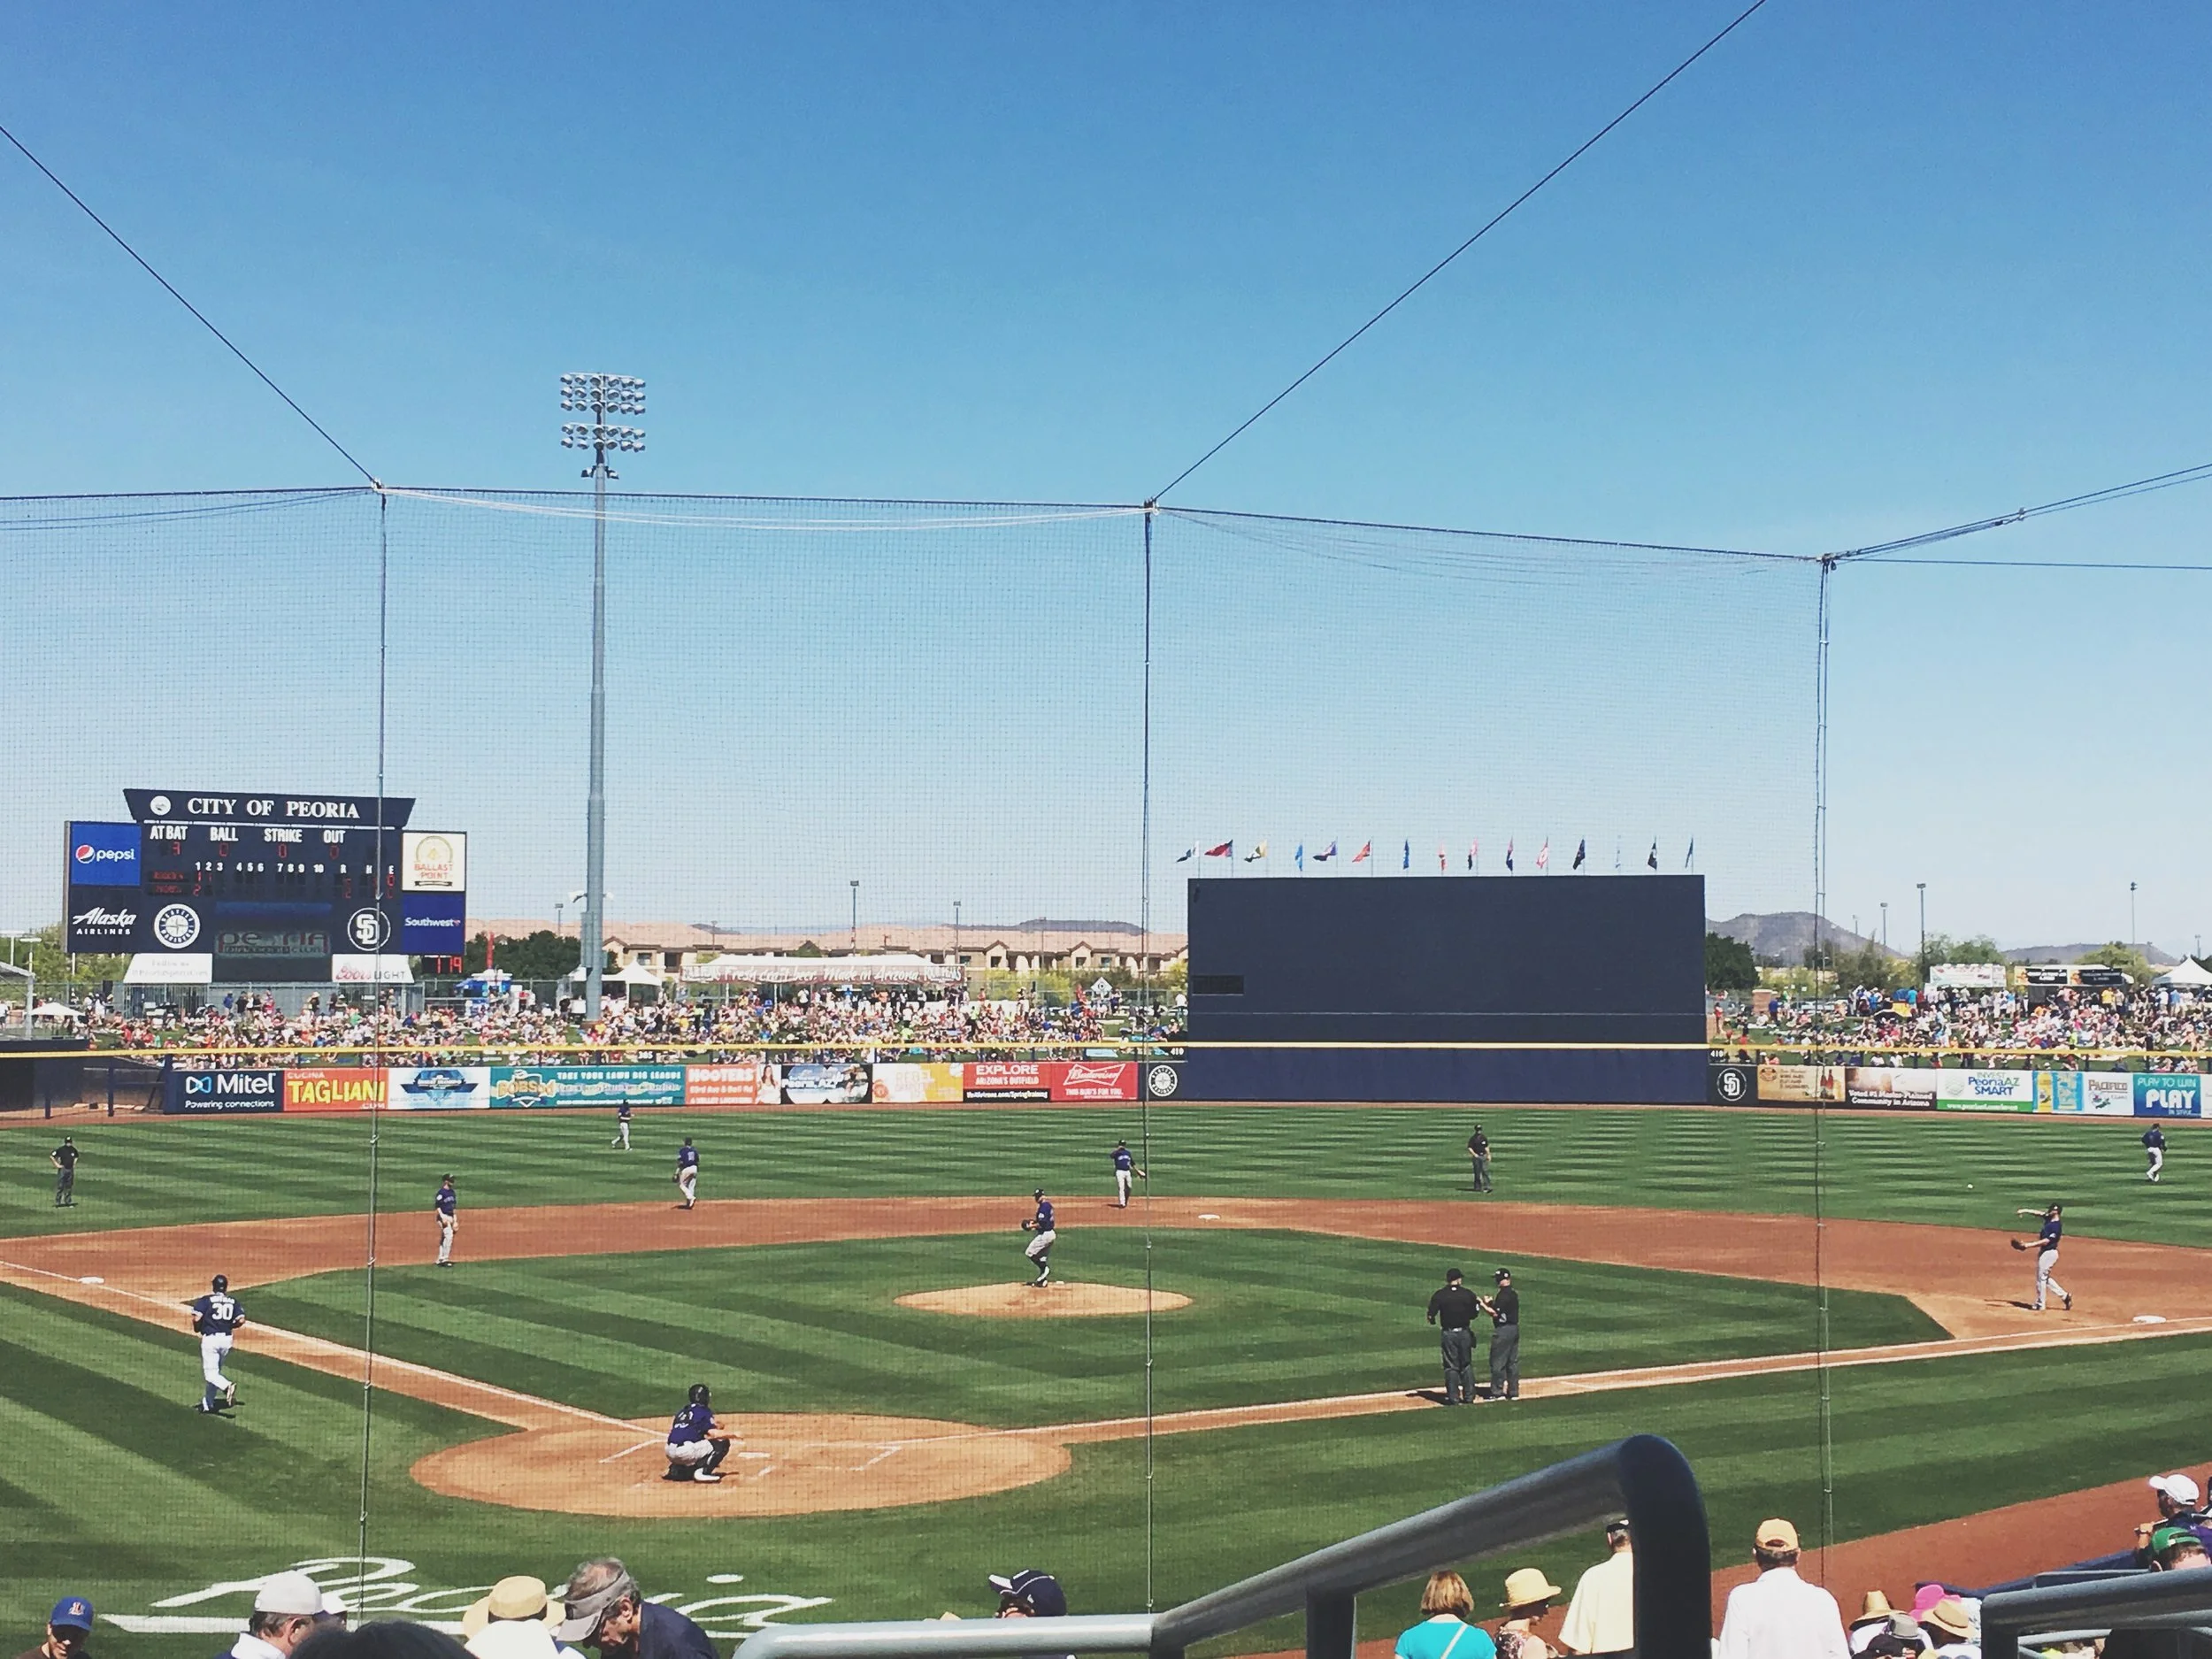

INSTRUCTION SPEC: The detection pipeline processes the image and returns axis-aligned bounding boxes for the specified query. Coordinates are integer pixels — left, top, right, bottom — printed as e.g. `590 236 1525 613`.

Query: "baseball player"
188 1273 244 1412
1111 1141 1146 1208
50 1136 79 1207
662 1382 736 1483
2144 1125 2167 1183
1020 1189 1056 1286
2011 1203 2071 1311
612 1102 633 1150
675 1138 700 1209
434 1175 458 1266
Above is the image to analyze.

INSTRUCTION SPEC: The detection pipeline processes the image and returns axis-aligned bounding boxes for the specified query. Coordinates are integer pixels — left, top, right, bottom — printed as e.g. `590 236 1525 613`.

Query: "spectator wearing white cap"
217 1573 326 1659
19 1596 95 1659
1716 1519 1848 1659
2135 1473 2208 1564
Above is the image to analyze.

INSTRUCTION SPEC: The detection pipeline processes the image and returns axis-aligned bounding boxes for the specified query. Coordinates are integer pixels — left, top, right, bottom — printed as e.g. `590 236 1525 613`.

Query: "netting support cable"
1146 0 1774 503
1140 506 1156 1612
1812 556 1836 1575
357 488 390 1590
0 120 381 488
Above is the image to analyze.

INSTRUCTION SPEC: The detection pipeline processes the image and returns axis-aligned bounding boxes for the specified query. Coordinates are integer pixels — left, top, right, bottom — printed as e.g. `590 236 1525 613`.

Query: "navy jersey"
1033 1197 1056 1232
668 1402 713 1445
2039 1215 2063 1250
2146 1127 2167 1148
1112 1147 1133 1172
191 1292 243 1334
618 1103 633 1120
677 1145 700 1171
435 1186 457 1217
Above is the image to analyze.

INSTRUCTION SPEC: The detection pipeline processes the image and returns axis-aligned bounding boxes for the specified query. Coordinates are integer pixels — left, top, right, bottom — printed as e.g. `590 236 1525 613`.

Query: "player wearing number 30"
189 1274 244 1413
1021 1190 1056 1286
675 1139 700 1210
2011 1202 2071 1312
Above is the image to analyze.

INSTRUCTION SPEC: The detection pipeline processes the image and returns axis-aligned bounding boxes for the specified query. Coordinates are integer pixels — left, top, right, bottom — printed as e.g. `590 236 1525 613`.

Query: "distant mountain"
1709 911 1894 965
1010 918 1146 935
2003 941 2180 967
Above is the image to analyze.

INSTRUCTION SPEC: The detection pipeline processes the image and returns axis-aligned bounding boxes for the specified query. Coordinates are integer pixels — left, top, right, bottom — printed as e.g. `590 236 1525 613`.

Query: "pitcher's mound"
898 1282 1191 1317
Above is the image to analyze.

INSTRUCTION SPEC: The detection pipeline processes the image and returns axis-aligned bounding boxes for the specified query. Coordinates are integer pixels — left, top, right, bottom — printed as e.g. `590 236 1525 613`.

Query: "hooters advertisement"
963 1061 1138 1102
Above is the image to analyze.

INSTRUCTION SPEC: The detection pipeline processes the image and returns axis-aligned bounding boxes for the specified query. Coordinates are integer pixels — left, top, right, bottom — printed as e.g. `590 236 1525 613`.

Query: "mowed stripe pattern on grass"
5 1104 2197 1244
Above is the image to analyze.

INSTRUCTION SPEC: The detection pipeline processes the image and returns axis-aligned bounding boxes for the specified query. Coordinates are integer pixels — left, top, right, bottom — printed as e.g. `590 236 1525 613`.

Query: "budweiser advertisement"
963 1060 1139 1102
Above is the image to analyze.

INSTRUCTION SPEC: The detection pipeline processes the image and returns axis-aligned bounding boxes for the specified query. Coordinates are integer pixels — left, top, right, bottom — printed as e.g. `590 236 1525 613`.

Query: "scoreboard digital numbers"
66 789 468 984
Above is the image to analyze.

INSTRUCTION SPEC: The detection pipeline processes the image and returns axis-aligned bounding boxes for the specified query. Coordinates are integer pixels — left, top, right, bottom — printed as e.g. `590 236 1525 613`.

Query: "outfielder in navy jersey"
1110 1141 1146 1208
2012 1203 2071 1311
189 1274 244 1412
1021 1190 1056 1285
2145 1125 2167 1183
676 1138 701 1209
664 1381 736 1482
434 1176 458 1266
613 1101 634 1150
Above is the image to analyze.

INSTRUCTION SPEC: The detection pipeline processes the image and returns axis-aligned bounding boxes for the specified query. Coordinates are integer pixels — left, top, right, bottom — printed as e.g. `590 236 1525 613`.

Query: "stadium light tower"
560 373 645 1019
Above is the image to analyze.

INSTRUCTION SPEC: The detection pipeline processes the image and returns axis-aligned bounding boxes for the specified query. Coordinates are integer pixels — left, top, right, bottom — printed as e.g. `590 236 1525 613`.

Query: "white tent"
684 951 962 987
31 1002 80 1020
569 959 665 987
2154 958 2212 989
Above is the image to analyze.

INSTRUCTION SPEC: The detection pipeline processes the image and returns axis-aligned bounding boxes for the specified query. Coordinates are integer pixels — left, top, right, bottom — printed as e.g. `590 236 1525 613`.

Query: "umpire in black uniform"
1425 1268 1480 1405
1479 1268 1520 1402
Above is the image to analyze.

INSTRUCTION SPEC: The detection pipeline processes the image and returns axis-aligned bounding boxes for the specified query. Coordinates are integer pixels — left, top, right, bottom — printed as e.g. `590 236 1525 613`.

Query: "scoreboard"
66 789 468 983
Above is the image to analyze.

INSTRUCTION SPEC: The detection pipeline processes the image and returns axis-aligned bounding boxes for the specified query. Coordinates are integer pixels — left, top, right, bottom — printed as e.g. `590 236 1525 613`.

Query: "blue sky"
4 4 2209 949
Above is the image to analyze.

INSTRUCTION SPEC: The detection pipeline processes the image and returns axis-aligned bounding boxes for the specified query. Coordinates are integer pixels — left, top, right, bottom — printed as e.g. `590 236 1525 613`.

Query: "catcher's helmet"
212 1274 228 1292
688 1383 711 1407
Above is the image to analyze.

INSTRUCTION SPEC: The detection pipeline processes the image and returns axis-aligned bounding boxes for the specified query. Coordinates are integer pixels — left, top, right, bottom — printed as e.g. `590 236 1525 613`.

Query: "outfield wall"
1709 1061 2204 1118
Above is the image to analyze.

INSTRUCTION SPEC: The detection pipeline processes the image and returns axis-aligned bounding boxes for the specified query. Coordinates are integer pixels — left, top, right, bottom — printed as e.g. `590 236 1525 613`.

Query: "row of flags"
1175 838 1697 872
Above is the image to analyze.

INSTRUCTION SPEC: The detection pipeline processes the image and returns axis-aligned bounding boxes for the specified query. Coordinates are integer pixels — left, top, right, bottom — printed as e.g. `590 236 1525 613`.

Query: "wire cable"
1148 0 1775 503
0 119 380 487
1831 459 2212 562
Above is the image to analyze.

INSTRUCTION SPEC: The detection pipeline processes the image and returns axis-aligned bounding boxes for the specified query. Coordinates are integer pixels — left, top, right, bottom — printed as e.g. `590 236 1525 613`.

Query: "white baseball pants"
2035 1248 2067 1310
200 1333 234 1392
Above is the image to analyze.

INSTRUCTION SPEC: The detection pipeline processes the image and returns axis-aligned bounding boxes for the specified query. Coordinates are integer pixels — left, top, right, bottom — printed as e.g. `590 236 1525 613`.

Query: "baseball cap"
1603 1516 1632 1537
2150 1473 2202 1507
1492 1268 1511 1282
2150 1523 2201 1555
1755 1518 1800 1552
988 1571 1066 1617
254 1573 326 1617
318 1593 349 1619
50 1599 94 1632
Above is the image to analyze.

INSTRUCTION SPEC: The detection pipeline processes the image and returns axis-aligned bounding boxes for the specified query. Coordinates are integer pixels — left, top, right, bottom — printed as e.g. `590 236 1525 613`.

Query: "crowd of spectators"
65 983 1187 1064
1716 986 2212 1068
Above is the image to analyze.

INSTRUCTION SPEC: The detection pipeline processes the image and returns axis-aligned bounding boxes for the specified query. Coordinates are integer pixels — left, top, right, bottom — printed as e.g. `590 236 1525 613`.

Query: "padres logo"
1717 1067 1748 1103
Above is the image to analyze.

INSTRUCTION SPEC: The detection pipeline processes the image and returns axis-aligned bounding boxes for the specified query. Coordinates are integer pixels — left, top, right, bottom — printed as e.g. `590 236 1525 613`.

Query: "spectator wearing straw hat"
1716 1519 1848 1659
1393 1573 1494 1659
19 1596 95 1659
1556 1520 1632 1655
462 1579 572 1659
1845 1592 1901 1655
1916 1598 1975 1657
1493 1570 1561 1659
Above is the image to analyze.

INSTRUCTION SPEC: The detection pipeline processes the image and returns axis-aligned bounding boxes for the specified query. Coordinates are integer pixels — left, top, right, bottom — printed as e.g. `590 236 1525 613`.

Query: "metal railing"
1982 1564 2212 1655
740 1434 1708 1659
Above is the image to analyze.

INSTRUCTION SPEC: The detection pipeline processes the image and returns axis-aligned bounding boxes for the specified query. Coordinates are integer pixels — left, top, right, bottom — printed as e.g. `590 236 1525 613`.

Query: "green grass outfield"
247 1233 1942 1425
4 1102 2201 1241
4 1279 2208 1659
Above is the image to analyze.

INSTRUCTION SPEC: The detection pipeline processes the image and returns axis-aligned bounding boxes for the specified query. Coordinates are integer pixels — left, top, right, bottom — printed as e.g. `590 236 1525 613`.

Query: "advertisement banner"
127 789 414 829
1843 1068 1940 1110
2035 1071 2138 1117
66 885 142 950
686 1062 776 1107
779 1062 872 1105
1933 1069 2039 1111
1756 1063 1845 1103
1056 1061 1139 1101
870 1063 966 1103
965 1061 1054 1102
1928 963 2008 990
164 1068 285 1114
67 821 142 887
283 1067 388 1113
488 1065 687 1108
961 1060 1143 1102
330 954 415 985
2135 1073 2204 1118
400 831 467 893
402 893 468 954
387 1066 492 1109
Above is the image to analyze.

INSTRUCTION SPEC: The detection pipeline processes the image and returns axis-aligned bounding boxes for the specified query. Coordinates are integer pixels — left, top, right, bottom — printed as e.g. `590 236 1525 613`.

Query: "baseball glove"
2009 1239 2026 1251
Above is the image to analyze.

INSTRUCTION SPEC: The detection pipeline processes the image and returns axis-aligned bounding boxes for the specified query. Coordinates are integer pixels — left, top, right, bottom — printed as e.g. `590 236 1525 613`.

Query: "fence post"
107 1060 116 1117
1304 1591 1355 1659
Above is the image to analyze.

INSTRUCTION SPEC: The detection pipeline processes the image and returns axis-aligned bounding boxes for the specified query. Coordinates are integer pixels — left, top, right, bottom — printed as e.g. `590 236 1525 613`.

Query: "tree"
0 925 129 1002
460 930 586 979
2078 941 2154 983
1705 932 1758 991
1832 938 1910 993
1922 933 2006 967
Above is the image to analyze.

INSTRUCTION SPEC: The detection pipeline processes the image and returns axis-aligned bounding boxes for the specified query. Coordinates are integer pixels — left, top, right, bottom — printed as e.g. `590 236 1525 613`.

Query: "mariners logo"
346 907 392 950
1145 1063 1180 1099
153 903 202 949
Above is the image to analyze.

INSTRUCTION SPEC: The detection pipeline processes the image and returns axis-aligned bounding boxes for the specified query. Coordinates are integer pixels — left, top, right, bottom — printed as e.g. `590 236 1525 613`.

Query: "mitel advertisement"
2134 1073 2203 1118
67 821 142 887
402 892 467 954
387 1066 491 1109
488 1066 686 1108
65 887 141 950
164 1068 285 1114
